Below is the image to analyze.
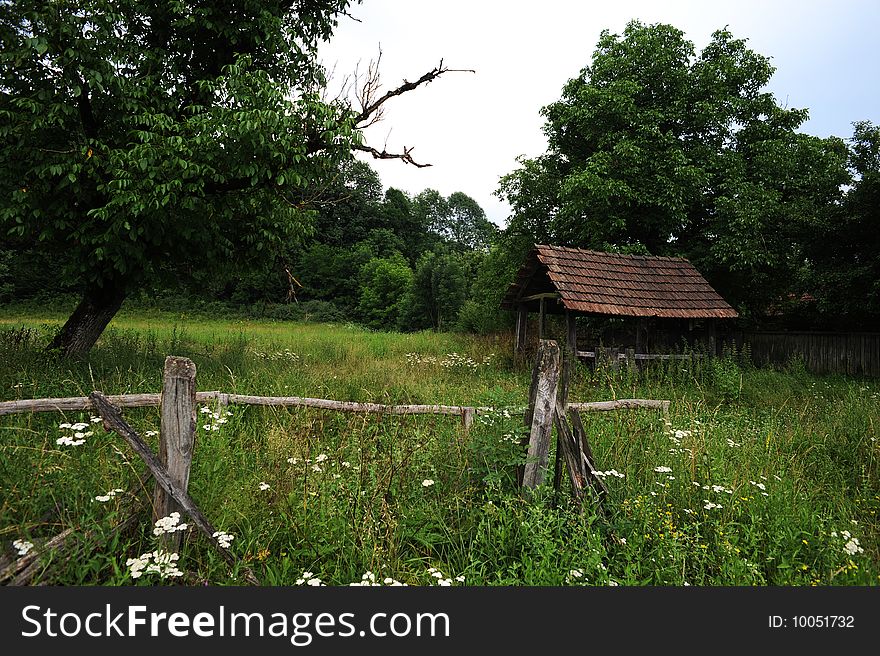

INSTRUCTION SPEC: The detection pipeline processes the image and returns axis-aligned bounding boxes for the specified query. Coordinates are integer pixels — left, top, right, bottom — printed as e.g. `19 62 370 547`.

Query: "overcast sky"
319 0 880 226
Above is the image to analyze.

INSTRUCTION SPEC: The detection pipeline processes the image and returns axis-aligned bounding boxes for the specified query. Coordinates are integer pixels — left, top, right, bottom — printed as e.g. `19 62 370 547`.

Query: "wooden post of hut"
565 310 577 356
515 304 528 357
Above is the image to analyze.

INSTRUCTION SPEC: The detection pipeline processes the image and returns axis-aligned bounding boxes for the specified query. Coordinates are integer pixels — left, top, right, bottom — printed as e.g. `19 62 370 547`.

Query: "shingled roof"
501 245 738 319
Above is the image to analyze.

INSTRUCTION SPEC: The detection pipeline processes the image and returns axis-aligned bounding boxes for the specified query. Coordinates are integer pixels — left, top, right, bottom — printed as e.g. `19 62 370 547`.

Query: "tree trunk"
48 282 127 356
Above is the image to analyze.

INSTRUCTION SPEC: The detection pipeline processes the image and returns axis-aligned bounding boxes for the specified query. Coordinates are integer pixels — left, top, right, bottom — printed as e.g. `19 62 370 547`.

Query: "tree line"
1 4 878 356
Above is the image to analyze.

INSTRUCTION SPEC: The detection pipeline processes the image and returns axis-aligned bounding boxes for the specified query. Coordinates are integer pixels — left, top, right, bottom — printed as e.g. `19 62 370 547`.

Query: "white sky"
319 0 880 226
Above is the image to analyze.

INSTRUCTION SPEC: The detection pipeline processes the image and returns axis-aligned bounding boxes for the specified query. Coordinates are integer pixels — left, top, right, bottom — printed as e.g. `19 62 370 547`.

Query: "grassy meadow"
1 308 878 586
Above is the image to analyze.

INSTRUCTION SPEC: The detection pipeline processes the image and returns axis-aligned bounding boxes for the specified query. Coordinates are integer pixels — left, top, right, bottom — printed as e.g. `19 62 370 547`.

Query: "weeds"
0 313 878 586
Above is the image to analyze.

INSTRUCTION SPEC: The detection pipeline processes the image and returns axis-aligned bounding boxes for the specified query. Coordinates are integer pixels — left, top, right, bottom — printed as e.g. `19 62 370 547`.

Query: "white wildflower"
56 435 86 446
258 482 271 491
152 512 188 535
843 537 864 556
13 539 34 556
127 550 182 580
212 531 234 549
422 479 435 487
654 466 672 473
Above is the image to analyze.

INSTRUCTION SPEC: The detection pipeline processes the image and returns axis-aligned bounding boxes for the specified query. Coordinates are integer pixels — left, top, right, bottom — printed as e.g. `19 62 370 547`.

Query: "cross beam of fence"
0 392 486 419
0 393 669 419
568 399 670 413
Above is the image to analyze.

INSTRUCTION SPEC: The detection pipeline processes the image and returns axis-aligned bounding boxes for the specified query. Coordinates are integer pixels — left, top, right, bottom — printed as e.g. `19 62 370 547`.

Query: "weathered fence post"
522 340 560 489
626 348 636 373
153 356 197 550
461 406 475 437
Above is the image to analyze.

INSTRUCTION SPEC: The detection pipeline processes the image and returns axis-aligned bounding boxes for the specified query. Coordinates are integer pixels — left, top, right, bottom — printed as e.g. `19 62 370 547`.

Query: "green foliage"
465 389 526 490
0 311 878 585
497 21 851 321
0 0 364 353
802 121 880 328
403 249 471 331
456 242 521 334
414 189 498 252
357 253 413 330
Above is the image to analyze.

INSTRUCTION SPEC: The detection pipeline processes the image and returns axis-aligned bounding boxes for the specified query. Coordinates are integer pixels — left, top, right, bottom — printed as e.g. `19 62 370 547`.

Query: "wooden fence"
575 346 703 370
1 348 669 584
743 331 880 377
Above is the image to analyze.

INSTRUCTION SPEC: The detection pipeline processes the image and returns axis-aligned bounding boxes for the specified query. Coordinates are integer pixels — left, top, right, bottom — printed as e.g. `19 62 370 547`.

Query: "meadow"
1 308 878 586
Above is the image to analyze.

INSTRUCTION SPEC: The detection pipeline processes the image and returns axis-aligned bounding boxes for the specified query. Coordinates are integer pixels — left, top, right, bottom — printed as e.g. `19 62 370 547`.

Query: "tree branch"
354 58 475 127
350 56 474 167
353 143 431 168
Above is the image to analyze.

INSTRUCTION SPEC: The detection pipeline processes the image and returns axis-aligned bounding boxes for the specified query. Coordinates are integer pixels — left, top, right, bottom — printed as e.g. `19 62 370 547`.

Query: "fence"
575 346 703 371
1 347 668 584
743 331 880 377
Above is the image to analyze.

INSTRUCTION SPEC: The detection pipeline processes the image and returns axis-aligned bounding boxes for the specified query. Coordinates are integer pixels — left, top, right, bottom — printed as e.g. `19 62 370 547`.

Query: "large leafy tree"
413 188 498 252
803 121 880 326
0 0 455 354
498 21 848 319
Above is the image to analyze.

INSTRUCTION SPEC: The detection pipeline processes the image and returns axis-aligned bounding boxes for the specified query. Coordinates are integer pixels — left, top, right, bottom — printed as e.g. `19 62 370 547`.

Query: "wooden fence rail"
0 391 484 422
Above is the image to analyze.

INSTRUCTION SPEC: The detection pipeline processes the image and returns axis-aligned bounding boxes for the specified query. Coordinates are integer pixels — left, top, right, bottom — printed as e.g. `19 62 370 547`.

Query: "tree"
309 159 384 247
404 249 470 330
803 121 880 327
413 189 497 252
357 253 412 330
0 0 461 354
497 21 849 319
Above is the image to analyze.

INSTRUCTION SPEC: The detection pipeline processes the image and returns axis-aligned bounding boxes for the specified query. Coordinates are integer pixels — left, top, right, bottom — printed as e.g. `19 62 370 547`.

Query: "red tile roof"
501 245 738 319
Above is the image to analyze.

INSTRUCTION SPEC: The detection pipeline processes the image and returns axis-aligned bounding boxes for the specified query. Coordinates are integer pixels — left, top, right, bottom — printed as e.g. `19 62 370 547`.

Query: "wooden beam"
515 304 528 355
539 296 545 339
522 340 560 489
568 399 670 413
566 311 577 354
0 391 223 416
519 292 561 302
0 392 483 418
89 391 260 585
153 357 197 552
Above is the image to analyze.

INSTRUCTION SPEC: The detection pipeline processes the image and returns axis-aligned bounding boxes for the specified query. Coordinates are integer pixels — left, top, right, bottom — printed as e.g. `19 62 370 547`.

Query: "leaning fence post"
153 356 197 550
522 340 560 490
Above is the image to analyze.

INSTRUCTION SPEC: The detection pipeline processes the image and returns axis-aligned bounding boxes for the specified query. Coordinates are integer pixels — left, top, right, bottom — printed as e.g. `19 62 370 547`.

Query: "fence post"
461 407 475 437
522 340 560 490
153 356 197 551
626 348 636 373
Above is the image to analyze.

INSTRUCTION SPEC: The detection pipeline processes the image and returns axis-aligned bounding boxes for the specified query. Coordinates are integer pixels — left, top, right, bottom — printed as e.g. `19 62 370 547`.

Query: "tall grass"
0 312 877 586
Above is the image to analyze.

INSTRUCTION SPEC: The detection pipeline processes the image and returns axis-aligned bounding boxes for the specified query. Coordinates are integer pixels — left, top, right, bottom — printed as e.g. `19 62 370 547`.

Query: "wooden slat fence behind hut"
744 331 880 377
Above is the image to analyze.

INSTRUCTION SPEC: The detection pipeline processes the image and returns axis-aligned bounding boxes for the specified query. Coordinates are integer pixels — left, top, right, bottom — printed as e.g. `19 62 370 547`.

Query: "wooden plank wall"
744 331 880 377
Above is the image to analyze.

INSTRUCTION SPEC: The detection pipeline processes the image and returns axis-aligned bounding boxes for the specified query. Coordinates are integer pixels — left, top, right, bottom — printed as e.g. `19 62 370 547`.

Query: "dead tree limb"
351 55 475 167
89 391 260 586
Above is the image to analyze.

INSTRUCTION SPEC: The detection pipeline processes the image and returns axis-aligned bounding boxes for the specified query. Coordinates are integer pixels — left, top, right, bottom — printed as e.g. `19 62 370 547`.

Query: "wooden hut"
501 245 738 357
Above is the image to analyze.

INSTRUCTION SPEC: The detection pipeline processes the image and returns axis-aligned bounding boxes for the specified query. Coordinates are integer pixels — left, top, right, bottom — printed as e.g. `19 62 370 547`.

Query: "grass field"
1 308 878 586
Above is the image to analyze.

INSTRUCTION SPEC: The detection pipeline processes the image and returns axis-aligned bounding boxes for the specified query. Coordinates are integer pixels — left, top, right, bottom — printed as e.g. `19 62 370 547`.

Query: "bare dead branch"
354 57 475 127
353 142 432 168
